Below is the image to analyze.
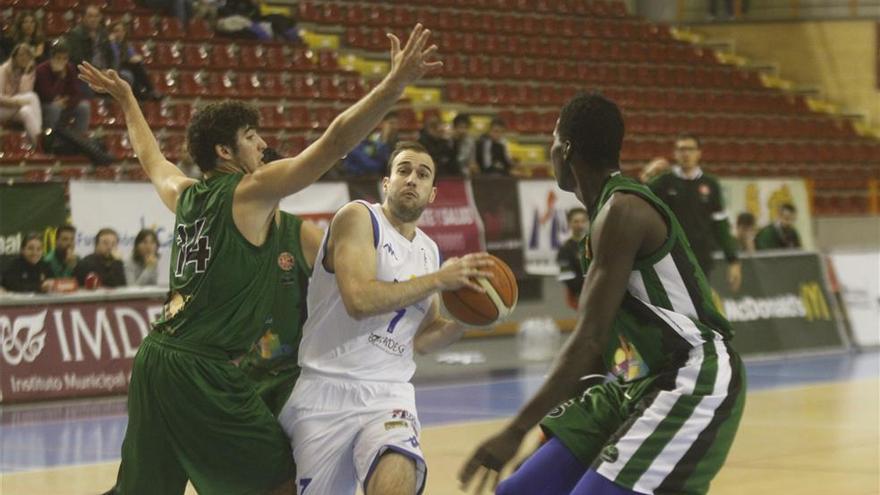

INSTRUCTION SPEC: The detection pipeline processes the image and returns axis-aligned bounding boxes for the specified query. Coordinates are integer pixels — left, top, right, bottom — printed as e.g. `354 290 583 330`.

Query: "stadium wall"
694 20 880 130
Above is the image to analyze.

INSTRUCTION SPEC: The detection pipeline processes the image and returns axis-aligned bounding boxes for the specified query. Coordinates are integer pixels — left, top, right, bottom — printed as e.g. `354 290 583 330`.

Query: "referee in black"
649 133 742 291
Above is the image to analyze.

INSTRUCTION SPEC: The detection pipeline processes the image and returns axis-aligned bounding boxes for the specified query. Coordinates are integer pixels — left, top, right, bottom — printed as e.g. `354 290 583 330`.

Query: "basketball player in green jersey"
460 93 745 495
78 23 441 495
239 210 322 417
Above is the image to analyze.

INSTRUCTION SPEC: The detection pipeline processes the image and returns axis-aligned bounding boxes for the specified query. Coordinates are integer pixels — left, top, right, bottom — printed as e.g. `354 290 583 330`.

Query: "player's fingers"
474 468 491 494
387 33 401 57
491 470 501 490
422 44 439 58
458 455 480 487
414 26 431 54
472 270 494 279
402 23 423 54
465 280 486 293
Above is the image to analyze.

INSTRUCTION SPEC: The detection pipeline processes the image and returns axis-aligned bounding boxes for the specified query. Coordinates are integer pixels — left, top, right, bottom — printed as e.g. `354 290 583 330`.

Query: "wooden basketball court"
3 377 877 494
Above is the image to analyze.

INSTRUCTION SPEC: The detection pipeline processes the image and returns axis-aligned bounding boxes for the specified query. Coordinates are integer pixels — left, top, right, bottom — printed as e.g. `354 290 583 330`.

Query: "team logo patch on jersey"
600 445 619 463
384 420 409 431
277 252 295 271
368 333 406 356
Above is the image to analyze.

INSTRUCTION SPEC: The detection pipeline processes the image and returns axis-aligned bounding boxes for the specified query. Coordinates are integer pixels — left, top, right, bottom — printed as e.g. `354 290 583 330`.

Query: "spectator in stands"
649 133 741 291
138 0 193 26
755 203 801 250
44 224 80 278
66 4 111 69
476 117 515 175
216 0 270 40
74 228 126 288
452 113 476 176
342 111 399 176
418 113 457 176
1 11 48 64
556 207 589 310
0 43 43 146
639 156 669 183
1 232 53 293
106 21 162 101
735 211 757 254
36 38 91 136
125 228 160 286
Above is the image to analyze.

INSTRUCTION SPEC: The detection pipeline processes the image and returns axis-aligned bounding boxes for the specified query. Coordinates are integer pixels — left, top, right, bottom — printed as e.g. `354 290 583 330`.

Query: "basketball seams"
442 290 497 326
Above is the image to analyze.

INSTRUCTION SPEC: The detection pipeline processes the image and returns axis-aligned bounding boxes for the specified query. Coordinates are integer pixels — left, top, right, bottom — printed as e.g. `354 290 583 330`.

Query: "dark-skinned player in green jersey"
460 93 745 495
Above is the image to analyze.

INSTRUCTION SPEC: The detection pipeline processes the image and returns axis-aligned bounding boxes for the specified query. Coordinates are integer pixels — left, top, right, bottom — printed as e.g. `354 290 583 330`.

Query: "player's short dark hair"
780 203 796 214
675 132 701 148
453 113 471 127
56 224 76 236
566 207 588 222
95 228 118 246
387 141 436 184
558 92 624 170
187 100 260 173
736 212 755 228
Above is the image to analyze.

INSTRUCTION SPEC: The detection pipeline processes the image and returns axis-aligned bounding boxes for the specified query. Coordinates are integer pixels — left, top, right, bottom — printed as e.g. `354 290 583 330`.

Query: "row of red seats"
618 138 880 166
813 194 872 216
441 43 718 77
445 59 757 90
297 0 627 22
496 109 858 141
3 0 137 13
40 11 214 40
298 1 631 37
147 70 370 100
342 24 683 59
136 41 338 73
445 83 805 115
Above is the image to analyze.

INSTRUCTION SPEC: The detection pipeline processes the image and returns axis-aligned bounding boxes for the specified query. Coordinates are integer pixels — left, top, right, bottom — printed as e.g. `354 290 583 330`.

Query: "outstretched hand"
77 62 133 102
459 427 526 493
386 24 442 88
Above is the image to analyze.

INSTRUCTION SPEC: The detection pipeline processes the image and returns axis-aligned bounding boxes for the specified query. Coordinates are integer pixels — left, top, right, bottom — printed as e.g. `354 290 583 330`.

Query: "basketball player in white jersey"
279 141 501 495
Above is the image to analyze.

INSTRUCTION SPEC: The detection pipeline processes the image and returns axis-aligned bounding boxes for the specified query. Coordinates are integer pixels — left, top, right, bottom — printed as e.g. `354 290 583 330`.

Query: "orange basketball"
442 254 518 326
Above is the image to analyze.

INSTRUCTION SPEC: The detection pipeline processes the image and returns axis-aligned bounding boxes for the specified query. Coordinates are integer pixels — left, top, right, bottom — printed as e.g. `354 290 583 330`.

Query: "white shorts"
279 374 427 495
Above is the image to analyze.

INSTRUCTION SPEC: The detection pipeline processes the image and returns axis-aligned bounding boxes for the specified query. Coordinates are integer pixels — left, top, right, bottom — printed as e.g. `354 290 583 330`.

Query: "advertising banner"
709 252 846 356
719 177 814 250
829 251 880 347
0 183 67 270
279 182 351 230
471 176 525 276
416 179 486 260
517 180 583 275
69 181 175 286
0 297 164 403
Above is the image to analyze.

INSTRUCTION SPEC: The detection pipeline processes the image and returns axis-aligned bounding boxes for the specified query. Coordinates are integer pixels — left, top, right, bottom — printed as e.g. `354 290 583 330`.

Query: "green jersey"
581 172 733 382
239 212 311 415
152 173 280 355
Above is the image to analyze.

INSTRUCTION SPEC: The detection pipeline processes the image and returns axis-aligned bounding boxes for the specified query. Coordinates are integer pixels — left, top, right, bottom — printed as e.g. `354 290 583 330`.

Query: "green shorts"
244 365 301 418
542 342 746 495
113 333 294 495
541 375 660 466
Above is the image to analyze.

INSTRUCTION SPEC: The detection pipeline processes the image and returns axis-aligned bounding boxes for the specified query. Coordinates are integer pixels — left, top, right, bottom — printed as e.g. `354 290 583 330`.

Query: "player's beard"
389 192 426 223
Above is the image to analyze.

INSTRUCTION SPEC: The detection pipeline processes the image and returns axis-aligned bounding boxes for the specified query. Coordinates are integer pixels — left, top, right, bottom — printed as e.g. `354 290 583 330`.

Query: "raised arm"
459 192 668 491
78 62 195 212
236 24 441 208
329 203 492 320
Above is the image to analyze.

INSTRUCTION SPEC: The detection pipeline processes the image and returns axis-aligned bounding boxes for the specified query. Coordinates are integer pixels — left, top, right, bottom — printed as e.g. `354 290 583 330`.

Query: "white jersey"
298 200 440 383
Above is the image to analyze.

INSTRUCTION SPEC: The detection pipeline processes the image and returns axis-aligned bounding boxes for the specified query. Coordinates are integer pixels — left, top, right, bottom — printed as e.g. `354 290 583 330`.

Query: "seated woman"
0 43 42 146
106 21 162 101
124 228 160 286
1 232 53 293
2 11 48 64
